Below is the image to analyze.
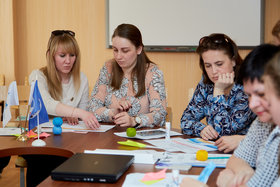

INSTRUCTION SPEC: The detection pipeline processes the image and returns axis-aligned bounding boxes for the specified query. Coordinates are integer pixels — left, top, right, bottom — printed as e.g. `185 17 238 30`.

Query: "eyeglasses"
51 30 75 37
199 34 230 46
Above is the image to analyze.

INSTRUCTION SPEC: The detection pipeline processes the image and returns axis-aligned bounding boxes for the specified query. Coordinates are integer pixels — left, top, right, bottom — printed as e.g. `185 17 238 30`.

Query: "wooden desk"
0 126 222 187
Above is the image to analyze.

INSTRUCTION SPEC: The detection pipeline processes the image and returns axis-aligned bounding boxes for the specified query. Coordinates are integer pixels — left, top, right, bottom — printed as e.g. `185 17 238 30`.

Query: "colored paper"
27 130 50 139
117 140 147 148
141 179 164 185
141 168 167 181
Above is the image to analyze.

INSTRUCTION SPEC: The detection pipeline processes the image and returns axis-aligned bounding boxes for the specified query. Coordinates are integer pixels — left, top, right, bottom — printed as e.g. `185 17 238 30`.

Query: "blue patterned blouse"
181 78 256 136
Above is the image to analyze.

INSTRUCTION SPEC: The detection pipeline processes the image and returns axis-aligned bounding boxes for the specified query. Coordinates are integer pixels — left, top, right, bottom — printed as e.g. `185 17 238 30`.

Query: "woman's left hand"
216 169 235 187
63 117 79 125
215 135 244 153
180 177 208 187
113 112 134 127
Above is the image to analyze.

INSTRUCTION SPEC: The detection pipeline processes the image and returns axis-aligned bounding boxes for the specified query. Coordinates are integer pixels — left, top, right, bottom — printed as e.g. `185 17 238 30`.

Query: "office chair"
0 146 74 187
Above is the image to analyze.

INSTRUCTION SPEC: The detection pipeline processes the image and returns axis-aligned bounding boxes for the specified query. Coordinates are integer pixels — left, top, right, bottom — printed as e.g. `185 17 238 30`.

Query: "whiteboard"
107 0 264 52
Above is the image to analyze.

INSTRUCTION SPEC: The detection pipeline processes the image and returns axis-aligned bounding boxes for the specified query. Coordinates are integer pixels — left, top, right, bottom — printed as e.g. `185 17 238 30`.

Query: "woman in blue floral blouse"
88 24 167 128
181 33 256 153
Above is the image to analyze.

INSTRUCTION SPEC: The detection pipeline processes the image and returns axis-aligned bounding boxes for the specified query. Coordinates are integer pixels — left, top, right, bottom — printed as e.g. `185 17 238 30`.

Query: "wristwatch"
134 116 141 127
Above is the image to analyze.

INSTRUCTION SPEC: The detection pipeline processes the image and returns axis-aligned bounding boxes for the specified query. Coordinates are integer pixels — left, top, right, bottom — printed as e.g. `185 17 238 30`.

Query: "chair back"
0 74 6 122
0 146 74 158
0 76 31 126
0 146 74 187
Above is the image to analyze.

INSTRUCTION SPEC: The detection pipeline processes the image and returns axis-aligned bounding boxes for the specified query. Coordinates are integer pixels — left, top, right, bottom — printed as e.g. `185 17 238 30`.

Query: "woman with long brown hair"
88 24 167 128
181 33 256 153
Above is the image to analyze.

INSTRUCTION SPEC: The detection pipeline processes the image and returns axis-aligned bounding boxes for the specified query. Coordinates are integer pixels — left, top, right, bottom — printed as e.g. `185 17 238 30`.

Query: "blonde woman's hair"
41 30 81 100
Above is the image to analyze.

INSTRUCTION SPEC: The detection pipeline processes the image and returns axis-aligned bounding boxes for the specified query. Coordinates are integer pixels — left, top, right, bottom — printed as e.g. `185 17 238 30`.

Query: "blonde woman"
29 30 99 129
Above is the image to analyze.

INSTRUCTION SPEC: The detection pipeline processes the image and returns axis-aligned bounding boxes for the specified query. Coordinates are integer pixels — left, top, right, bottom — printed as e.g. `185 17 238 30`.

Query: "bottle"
172 169 179 186
165 122 171 141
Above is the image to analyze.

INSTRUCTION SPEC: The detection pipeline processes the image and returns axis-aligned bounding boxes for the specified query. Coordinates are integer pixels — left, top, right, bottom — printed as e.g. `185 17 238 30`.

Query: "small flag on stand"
28 80 49 131
3 81 19 127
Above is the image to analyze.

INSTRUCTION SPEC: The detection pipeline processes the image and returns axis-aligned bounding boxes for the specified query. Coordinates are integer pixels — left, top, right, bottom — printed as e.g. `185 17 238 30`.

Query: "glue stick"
165 122 171 141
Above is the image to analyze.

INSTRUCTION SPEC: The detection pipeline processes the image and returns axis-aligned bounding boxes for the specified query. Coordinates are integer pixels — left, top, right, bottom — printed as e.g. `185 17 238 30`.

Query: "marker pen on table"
208 156 230 159
197 162 216 183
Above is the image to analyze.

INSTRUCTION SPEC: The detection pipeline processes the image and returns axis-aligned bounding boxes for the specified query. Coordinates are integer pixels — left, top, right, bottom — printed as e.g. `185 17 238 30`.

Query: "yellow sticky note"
140 178 164 185
117 140 147 148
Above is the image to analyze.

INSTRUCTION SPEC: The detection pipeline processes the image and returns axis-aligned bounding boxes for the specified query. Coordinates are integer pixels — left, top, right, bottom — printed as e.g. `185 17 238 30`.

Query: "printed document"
145 137 217 153
41 121 115 133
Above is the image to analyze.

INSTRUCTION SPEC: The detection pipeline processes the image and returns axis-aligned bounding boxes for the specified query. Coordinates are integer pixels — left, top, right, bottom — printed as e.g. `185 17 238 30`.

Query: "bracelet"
71 107 76 118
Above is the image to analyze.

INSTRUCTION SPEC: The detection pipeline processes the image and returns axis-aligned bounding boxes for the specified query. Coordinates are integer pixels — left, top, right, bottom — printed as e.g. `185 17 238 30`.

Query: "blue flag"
28 80 49 131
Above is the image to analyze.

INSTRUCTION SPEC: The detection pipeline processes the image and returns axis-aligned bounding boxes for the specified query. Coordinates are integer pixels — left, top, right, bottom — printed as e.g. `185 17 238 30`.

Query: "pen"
208 156 230 159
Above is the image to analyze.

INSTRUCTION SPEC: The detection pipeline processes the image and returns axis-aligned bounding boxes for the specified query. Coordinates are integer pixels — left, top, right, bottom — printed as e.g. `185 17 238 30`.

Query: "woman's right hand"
63 117 79 125
200 125 219 140
214 72 235 91
117 99 132 112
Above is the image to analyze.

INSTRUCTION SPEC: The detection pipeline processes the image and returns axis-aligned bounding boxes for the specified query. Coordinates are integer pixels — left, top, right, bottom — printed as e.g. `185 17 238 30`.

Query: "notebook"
51 153 134 183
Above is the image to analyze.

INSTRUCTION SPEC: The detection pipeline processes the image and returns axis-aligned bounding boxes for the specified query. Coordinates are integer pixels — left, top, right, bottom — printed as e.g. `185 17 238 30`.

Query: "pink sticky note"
27 131 51 139
141 169 167 181
38 132 51 138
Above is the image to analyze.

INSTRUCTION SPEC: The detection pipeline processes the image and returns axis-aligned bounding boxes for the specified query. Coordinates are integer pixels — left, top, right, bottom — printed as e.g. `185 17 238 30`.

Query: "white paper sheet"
114 128 182 140
145 137 217 153
122 173 198 187
156 152 231 168
0 128 21 135
40 121 115 133
84 149 157 164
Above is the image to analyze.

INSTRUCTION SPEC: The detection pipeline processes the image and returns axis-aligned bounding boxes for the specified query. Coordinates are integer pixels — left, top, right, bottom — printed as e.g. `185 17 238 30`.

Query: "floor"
0 156 25 187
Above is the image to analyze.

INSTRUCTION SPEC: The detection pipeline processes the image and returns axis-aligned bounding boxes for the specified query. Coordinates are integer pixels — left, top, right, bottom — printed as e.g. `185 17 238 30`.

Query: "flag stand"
32 111 46 146
17 105 30 142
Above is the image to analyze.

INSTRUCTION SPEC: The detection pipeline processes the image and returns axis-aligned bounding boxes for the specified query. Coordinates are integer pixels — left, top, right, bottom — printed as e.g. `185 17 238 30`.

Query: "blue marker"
197 162 216 183
189 138 218 149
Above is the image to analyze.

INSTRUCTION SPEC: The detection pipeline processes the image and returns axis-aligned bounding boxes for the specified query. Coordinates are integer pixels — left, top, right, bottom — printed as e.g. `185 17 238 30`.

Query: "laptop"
51 153 134 183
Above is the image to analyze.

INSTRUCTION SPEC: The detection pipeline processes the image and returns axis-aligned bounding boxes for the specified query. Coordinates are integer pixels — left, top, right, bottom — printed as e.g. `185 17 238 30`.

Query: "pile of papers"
40 122 115 133
145 137 218 153
155 152 231 168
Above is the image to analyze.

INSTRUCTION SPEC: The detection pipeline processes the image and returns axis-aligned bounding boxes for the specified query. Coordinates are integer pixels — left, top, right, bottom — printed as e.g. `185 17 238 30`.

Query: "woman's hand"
215 135 244 153
180 177 208 187
200 125 219 140
76 109 100 129
109 99 132 120
229 169 254 187
214 72 234 96
117 99 132 112
63 117 79 125
113 112 134 127
215 72 235 90
216 169 235 187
